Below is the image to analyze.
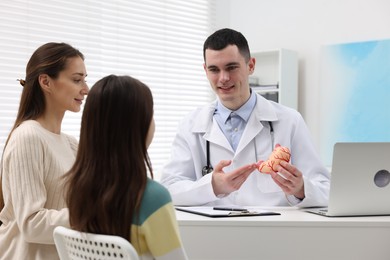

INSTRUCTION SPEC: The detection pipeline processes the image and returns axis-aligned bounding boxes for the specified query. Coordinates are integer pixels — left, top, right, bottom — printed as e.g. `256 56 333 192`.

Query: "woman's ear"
38 74 52 94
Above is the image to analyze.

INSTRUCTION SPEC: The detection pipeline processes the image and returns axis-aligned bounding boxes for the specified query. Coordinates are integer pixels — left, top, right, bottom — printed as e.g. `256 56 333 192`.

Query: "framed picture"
319 39 390 166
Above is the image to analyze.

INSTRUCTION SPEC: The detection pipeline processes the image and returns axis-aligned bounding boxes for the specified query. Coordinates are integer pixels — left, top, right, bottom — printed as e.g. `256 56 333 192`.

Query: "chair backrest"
53 226 140 260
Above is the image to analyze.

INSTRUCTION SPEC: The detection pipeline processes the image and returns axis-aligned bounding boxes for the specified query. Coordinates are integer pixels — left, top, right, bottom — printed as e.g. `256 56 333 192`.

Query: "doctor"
160 28 330 207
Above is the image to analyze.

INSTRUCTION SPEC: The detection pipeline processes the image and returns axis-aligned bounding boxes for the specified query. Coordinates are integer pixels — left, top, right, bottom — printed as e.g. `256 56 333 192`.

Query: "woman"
65 75 188 260
0 42 88 259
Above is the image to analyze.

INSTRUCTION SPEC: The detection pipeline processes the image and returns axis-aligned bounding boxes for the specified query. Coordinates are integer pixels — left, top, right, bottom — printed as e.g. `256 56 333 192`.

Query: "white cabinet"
250 49 298 110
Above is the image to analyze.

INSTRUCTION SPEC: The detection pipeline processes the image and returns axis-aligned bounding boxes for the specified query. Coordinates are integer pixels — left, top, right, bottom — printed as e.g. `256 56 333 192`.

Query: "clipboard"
175 206 280 218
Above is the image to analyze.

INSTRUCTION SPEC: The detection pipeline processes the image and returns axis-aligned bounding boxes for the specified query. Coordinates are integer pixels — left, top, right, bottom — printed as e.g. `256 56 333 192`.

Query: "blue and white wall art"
319 39 390 166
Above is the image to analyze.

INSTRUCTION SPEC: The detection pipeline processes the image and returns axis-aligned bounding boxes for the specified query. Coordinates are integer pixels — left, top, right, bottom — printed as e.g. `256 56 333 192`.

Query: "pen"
213 207 248 212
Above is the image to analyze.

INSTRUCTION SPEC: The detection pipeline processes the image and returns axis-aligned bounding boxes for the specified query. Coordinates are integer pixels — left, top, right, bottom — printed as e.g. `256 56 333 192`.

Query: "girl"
66 75 188 260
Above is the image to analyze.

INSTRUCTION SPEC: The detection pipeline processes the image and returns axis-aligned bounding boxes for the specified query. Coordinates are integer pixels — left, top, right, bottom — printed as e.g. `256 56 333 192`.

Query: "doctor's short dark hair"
203 28 251 63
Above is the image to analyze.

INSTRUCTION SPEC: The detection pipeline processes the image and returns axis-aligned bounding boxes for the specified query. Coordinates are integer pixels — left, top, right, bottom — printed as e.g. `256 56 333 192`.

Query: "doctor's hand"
271 160 305 199
211 160 258 198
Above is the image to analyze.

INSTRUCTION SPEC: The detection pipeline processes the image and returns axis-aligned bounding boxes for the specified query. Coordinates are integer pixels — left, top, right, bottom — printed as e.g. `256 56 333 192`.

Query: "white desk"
176 207 390 260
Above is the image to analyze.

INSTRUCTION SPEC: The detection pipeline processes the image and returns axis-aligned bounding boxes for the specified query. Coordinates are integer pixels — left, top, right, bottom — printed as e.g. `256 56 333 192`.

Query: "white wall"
215 0 390 151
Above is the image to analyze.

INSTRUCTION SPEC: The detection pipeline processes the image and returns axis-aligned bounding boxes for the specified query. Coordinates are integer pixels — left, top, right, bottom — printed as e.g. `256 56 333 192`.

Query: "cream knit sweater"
0 120 77 260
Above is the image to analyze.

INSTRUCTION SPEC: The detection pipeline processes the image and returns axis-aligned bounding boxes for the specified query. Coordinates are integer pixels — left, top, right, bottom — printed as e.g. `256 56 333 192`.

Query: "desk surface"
176 206 390 226
176 207 390 260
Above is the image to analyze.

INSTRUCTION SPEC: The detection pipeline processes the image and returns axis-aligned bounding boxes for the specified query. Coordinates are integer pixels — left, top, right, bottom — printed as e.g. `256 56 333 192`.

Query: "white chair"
53 226 140 260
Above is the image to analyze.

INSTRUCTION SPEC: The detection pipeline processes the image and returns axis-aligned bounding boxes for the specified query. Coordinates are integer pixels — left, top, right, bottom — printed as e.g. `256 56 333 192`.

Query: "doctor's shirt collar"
215 89 256 123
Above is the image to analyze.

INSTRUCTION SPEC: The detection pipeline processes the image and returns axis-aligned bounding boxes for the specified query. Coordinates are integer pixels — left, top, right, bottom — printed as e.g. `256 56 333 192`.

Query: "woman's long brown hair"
0 43 84 211
65 75 154 241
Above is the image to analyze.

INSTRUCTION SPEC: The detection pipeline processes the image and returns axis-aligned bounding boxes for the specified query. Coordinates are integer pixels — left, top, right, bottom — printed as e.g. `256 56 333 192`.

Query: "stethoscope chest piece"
202 165 213 176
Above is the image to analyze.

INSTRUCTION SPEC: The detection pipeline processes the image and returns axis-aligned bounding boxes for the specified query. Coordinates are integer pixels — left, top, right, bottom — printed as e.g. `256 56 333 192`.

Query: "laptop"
306 142 390 217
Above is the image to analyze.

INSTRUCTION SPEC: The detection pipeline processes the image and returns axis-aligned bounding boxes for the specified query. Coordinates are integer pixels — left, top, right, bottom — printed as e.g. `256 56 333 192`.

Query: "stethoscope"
202 121 274 176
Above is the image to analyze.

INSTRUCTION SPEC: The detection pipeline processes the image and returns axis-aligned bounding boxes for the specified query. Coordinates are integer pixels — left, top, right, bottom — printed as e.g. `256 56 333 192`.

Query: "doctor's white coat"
160 94 330 207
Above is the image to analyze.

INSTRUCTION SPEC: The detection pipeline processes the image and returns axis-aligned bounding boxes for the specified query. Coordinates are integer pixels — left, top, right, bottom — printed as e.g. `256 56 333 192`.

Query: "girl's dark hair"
65 75 154 241
0 42 84 210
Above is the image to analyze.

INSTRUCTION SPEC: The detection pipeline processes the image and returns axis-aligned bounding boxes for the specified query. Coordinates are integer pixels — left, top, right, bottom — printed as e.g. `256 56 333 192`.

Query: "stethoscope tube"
202 121 274 176
202 140 213 175
269 121 274 149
